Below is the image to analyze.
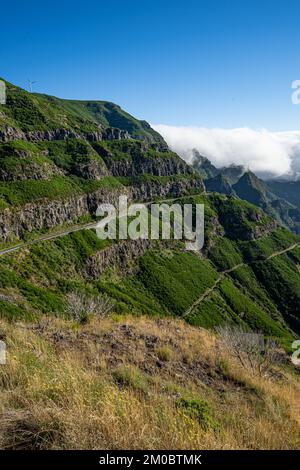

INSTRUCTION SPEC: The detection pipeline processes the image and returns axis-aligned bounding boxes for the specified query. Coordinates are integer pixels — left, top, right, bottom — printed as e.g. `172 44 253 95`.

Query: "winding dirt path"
182 243 300 318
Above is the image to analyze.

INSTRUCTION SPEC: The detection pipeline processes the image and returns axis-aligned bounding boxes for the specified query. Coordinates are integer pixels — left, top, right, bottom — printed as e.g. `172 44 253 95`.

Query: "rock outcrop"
131 177 204 200
85 239 151 279
73 161 109 180
106 156 193 177
0 161 63 182
0 187 131 241
0 125 132 144
0 177 204 241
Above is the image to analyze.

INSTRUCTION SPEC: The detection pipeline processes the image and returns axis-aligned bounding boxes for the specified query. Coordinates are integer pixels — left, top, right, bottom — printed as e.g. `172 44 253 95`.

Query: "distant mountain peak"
233 171 270 206
205 173 234 195
191 150 219 179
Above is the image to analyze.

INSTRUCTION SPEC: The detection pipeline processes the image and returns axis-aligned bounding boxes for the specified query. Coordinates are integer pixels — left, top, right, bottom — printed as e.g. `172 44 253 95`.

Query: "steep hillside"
1 192 300 342
1 80 300 342
0 80 300 451
205 174 234 195
0 81 203 242
1 315 299 450
191 151 244 184
233 171 275 207
191 150 219 179
232 172 300 234
218 164 244 184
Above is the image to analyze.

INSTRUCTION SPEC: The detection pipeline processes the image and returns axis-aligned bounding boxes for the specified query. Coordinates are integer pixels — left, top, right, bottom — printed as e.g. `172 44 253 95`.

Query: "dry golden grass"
0 315 299 450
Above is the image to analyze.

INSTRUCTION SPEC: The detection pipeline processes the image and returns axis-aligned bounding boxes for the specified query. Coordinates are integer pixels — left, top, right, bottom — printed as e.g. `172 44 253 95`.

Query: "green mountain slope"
0 80 203 241
232 171 275 207
0 79 165 145
232 172 300 234
0 79 299 349
1 192 299 345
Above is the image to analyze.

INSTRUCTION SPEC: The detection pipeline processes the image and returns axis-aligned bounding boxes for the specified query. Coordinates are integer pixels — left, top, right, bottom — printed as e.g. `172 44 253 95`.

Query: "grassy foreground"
0 314 299 450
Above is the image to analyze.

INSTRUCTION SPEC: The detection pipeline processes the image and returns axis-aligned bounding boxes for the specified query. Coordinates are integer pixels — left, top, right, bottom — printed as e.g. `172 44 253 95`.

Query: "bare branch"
216 325 280 377
67 291 115 322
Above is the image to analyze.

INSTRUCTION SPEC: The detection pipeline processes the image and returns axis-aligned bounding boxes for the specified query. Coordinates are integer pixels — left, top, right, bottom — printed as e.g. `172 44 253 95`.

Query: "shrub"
67 291 115 323
177 397 219 431
216 325 280 377
156 346 173 362
112 366 147 392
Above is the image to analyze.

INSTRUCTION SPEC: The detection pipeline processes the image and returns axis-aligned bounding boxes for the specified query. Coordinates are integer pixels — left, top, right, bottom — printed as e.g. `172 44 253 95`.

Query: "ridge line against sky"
2 0 300 179
1 0 300 130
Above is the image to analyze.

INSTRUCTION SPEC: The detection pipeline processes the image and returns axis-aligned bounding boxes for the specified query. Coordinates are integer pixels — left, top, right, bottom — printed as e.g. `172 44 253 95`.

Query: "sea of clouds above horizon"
153 125 300 180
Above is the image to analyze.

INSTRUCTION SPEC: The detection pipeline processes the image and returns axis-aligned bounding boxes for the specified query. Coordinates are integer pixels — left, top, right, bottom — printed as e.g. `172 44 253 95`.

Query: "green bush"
112 366 147 392
177 397 219 431
156 346 173 362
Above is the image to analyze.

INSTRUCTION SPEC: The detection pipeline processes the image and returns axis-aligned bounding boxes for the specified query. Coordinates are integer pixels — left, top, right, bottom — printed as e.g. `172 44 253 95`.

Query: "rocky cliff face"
85 239 152 279
0 161 63 181
0 126 80 143
130 177 204 200
0 187 130 241
251 221 278 240
85 239 181 280
0 178 204 241
0 125 131 144
103 128 131 141
73 161 109 180
106 156 193 177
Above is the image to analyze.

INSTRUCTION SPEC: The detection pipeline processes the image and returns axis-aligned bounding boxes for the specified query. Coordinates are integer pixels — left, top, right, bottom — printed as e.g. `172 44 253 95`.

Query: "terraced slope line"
182 243 300 318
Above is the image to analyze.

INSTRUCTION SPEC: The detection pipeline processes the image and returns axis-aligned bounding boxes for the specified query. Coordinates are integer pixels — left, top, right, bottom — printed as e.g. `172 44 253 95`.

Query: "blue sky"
1 0 300 130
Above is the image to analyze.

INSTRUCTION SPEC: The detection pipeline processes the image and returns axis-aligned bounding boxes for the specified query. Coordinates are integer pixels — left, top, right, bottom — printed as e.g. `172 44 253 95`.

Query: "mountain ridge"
0 79 166 145
191 152 300 234
0 79 205 242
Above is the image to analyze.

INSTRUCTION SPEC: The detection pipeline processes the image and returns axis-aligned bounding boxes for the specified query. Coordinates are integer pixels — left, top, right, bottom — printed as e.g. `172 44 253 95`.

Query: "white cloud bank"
153 125 300 180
